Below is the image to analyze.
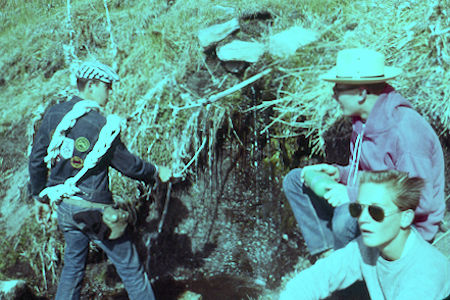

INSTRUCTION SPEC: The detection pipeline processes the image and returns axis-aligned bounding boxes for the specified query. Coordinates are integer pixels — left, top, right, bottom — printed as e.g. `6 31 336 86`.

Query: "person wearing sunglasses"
280 170 450 300
283 48 445 259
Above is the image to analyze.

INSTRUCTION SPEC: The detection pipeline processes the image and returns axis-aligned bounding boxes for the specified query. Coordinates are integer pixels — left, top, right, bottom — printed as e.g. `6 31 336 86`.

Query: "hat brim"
320 67 402 84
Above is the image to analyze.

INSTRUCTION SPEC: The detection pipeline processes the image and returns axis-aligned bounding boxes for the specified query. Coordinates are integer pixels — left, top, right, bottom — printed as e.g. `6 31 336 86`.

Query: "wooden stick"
206 68 272 104
172 68 272 110
176 137 207 176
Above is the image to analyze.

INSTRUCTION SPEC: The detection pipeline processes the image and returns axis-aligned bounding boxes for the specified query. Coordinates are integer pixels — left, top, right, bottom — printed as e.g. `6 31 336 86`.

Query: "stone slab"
216 40 266 63
198 18 240 48
269 26 319 57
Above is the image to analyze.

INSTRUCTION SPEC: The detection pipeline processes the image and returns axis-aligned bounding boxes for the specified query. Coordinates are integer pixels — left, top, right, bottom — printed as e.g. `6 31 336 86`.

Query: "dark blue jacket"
29 96 157 204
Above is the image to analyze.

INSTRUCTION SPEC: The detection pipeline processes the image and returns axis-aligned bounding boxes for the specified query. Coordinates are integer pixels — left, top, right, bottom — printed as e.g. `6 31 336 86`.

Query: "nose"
358 206 371 225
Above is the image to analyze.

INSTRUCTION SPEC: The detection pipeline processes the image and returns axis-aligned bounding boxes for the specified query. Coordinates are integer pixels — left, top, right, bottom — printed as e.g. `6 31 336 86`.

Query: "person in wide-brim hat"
282 47 445 265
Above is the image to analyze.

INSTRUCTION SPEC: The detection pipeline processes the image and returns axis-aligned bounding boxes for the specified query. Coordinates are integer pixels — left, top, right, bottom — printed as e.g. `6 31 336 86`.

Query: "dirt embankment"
1 0 449 299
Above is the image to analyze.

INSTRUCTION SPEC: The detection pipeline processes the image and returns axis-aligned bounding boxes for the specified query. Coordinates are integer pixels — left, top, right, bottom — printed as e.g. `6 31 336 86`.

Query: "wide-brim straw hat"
321 48 402 84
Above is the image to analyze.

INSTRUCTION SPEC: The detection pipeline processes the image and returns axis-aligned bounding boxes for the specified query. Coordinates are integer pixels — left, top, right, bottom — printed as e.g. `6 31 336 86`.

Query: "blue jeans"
283 168 359 255
55 201 155 300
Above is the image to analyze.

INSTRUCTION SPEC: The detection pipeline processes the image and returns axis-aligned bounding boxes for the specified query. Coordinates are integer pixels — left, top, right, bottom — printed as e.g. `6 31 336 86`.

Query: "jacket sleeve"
335 164 350 185
279 240 363 300
109 136 158 184
28 114 51 196
395 151 444 240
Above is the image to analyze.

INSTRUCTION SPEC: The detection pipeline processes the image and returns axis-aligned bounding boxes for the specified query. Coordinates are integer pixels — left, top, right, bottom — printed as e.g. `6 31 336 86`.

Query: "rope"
44 100 100 168
40 114 124 206
347 124 365 186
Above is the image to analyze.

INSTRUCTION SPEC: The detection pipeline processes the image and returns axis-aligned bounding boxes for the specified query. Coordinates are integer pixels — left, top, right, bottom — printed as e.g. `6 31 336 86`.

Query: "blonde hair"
359 170 425 211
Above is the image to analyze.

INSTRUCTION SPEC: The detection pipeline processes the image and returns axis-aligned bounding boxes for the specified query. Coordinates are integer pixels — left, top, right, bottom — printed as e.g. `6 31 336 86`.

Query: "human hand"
323 183 350 207
33 197 53 224
157 166 172 183
301 163 339 182
302 170 336 198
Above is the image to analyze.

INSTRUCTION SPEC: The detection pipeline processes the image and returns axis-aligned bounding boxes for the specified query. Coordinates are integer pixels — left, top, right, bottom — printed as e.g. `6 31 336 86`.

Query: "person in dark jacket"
29 61 170 300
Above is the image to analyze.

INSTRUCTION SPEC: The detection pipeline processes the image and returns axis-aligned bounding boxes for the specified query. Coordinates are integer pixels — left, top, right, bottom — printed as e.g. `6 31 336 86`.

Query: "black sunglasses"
349 203 399 222
332 85 358 100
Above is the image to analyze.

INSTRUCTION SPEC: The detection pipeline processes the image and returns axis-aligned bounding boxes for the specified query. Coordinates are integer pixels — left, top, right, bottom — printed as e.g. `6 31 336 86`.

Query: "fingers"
324 191 338 207
159 175 170 183
300 168 306 179
301 165 323 182
303 164 337 176
158 166 172 183
324 193 342 207
35 203 52 225
321 164 339 176
324 184 349 207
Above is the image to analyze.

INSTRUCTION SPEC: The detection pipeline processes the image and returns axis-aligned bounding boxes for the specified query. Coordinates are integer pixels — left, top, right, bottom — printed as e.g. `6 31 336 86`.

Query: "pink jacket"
336 90 445 241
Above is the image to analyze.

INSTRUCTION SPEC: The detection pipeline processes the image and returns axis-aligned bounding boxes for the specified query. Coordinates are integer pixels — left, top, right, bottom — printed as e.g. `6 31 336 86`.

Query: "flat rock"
178 290 202 300
216 40 266 63
0 280 29 300
268 26 319 57
198 18 240 48
212 5 236 15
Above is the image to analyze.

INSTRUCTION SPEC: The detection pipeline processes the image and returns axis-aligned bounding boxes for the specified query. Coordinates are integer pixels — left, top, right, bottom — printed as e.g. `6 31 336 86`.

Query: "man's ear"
400 209 414 229
358 88 367 104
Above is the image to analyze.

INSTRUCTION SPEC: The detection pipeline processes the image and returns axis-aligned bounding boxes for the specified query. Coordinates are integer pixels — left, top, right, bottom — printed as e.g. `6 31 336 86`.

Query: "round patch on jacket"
70 156 84 169
60 137 75 159
75 137 90 152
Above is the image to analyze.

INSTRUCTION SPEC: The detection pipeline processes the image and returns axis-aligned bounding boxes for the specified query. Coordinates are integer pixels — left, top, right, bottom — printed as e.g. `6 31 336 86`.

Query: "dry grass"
0 0 449 296
2 0 447 168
